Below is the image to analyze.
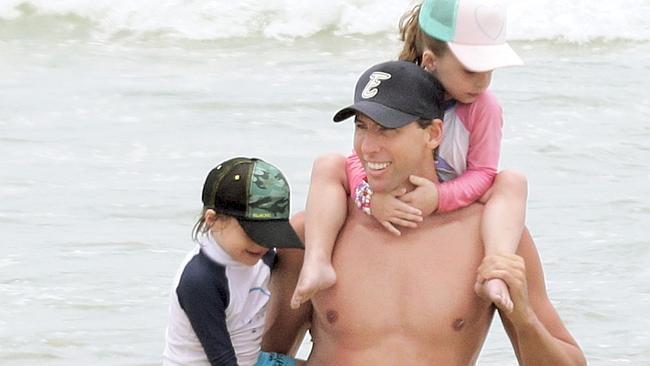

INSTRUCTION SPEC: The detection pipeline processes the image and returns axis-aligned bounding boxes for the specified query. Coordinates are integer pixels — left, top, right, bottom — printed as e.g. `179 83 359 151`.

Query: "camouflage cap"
202 157 303 249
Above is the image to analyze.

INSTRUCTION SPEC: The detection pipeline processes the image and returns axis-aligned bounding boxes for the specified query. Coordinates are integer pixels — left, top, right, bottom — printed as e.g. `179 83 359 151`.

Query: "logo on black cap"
361 71 392 99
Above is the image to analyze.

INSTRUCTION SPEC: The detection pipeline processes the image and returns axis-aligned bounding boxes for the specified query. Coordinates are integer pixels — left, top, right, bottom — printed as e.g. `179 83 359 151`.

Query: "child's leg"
290 153 349 309
476 170 528 313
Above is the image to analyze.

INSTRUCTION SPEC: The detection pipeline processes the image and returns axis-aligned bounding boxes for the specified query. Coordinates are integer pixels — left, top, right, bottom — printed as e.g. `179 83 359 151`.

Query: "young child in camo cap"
163 157 304 366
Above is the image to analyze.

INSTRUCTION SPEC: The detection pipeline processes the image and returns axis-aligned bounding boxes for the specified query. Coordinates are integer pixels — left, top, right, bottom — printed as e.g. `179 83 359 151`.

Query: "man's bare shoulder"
346 200 485 231
424 202 484 228
445 202 484 219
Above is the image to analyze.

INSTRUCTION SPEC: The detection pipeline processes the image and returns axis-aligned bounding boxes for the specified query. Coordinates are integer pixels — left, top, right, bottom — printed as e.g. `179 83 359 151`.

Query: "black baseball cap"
202 157 303 249
333 60 444 128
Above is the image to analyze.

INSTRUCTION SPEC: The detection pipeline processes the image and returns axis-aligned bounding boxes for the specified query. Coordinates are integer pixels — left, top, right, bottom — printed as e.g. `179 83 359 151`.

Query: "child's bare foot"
476 278 514 313
290 260 337 309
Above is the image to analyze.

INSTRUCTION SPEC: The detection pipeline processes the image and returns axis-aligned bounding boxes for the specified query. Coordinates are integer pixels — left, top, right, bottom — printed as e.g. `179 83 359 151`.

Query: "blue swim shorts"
256 351 296 366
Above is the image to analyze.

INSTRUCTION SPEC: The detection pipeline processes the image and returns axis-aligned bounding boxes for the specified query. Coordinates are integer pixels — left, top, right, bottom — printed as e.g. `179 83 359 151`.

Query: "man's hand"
475 254 536 325
370 187 423 236
399 175 439 217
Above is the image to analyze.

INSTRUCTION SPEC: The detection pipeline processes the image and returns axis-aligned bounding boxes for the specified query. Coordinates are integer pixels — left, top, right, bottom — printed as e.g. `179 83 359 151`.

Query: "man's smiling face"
353 113 432 194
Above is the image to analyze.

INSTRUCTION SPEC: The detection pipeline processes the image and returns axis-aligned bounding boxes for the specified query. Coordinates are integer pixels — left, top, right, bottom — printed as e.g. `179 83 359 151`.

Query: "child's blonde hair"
398 4 449 64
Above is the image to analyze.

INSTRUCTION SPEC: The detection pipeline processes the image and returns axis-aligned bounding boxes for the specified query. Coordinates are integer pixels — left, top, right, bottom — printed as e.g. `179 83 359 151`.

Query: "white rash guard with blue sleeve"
163 232 276 366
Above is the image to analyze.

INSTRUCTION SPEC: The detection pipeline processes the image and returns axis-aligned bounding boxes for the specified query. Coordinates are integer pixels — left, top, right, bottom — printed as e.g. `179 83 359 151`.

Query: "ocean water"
1 1 649 365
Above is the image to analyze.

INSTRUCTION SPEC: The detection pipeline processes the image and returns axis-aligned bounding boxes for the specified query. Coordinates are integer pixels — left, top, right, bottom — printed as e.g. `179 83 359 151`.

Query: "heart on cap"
474 4 505 41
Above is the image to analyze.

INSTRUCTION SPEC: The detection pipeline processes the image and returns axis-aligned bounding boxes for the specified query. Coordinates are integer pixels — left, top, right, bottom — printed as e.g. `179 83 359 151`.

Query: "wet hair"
415 118 435 129
191 208 230 242
398 4 449 65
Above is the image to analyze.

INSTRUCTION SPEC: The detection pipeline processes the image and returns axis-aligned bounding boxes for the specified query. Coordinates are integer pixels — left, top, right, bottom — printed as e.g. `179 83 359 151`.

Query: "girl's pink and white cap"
419 0 523 72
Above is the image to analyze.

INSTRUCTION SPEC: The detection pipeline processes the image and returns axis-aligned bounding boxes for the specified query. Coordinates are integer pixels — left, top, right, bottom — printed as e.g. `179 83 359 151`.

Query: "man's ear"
421 50 438 72
425 118 443 149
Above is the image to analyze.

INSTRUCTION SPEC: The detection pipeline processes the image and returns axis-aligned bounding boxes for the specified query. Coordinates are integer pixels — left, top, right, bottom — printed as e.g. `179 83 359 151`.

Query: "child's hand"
371 187 423 236
399 175 439 217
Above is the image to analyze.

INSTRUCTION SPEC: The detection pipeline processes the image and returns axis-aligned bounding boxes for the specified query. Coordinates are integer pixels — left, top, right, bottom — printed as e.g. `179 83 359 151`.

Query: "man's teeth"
367 162 390 170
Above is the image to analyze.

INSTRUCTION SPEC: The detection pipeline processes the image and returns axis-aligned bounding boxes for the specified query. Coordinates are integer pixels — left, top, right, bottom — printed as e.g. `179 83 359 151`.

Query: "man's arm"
477 229 586 366
263 213 312 356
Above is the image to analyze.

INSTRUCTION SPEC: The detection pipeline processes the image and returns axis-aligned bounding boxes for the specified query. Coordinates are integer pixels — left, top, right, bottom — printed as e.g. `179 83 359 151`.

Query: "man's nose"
361 131 380 154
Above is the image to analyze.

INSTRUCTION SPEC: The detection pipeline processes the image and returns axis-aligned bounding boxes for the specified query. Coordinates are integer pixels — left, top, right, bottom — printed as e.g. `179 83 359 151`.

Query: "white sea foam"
0 0 648 42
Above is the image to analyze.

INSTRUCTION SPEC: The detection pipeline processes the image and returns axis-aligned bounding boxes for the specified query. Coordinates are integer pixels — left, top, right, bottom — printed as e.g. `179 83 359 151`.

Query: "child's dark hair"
398 4 449 64
191 208 229 241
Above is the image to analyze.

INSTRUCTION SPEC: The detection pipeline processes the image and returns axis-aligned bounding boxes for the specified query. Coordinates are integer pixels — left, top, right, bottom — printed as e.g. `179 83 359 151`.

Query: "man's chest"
317 215 490 339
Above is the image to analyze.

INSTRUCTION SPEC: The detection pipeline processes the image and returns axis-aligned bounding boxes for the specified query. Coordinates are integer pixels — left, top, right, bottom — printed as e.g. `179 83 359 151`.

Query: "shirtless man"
263 61 586 365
